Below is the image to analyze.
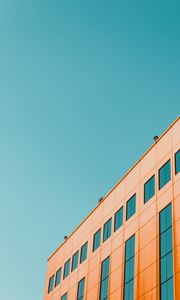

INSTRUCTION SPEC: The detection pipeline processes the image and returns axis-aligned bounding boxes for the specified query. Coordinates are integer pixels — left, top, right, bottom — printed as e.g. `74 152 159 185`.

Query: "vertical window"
124 234 135 300
80 242 88 264
61 293 67 300
77 278 85 300
159 204 174 300
159 160 171 190
144 175 155 203
93 229 101 252
71 251 79 272
126 194 136 220
114 207 123 231
175 150 180 175
55 268 61 287
63 259 70 279
103 218 112 242
99 256 110 300
48 274 54 293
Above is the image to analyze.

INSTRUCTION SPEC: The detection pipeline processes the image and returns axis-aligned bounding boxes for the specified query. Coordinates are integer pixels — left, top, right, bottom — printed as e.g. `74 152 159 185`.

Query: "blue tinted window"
175 150 180 175
72 251 79 272
61 293 67 300
77 278 85 300
161 278 174 300
80 242 88 264
144 175 155 203
114 207 123 231
103 218 112 242
63 259 70 279
55 268 61 287
159 203 174 300
93 229 101 252
159 160 171 190
126 194 136 220
159 204 172 234
48 274 54 293
100 256 110 300
124 235 135 300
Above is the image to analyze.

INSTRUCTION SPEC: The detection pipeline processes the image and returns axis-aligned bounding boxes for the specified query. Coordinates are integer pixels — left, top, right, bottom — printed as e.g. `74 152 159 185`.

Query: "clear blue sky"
0 1 179 299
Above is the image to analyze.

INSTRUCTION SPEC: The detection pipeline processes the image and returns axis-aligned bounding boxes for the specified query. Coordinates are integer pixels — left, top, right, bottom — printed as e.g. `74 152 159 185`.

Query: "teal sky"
0 1 179 299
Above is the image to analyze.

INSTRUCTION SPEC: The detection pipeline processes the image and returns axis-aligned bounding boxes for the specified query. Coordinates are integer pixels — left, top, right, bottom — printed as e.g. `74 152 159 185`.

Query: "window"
175 150 180 174
103 218 112 242
126 194 136 221
159 160 171 190
77 278 85 300
48 274 54 293
55 268 61 287
159 204 174 300
61 293 67 300
144 175 155 203
80 242 88 264
93 229 101 252
72 251 79 272
114 207 123 231
124 235 135 300
63 259 70 279
99 256 110 300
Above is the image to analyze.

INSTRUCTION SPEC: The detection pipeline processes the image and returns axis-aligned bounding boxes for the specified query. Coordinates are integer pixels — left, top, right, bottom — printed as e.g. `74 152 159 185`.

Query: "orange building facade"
44 117 180 300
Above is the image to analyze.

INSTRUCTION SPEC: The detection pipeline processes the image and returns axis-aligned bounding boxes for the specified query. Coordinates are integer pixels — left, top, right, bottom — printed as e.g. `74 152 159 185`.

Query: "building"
44 117 180 300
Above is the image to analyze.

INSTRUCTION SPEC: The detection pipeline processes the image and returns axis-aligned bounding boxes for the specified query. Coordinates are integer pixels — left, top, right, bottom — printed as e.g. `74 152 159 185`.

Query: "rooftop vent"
98 196 104 203
153 135 159 142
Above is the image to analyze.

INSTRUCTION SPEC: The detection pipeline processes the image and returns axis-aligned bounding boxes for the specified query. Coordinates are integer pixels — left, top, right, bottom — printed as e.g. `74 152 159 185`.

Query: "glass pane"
126 194 136 220
103 218 112 242
78 278 85 299
55 268 61 287
48 275 54 293
125 257 134 283
161 278 174 300
124 280 134 300
161 282 167 300
72 251 79 271
160 204 172 234
114 207 123 231
101 257 110 280
167 278 174 300
125 235 135 261
63 259 70 279
144 175 155 203
61 293 67 300
159 160 171 190
80 242 88 263
93 229 101 251
100 278 108 300
160 228 172 257
175 150 180 174
160 253 173 283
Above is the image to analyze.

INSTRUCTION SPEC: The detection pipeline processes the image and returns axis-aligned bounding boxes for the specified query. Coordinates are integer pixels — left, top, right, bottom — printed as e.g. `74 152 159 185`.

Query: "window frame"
77 277 85 300
63 259 70 279
126 194 136 221
114 206 123 232
99 256 110 300
159 203 174 300
55 268 62 287
158 159 171 190
61 292 68 300
80 242 88 264
93 228 101 252
103 218 112 242
48 274 55 294
144 175 155 204
175 149 180 175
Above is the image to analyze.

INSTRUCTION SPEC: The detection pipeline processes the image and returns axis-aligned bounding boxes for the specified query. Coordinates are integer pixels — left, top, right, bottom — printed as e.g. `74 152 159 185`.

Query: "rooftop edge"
48 115 180 261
